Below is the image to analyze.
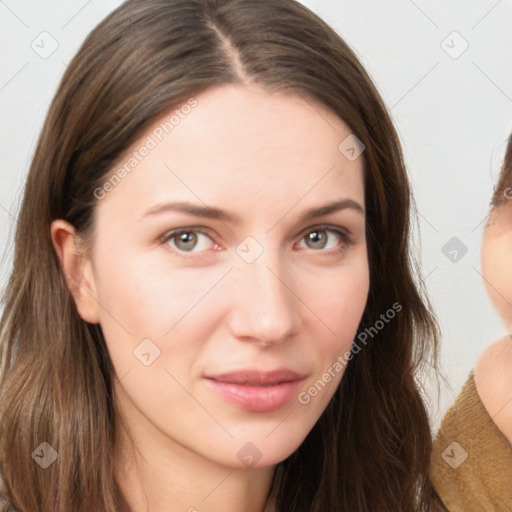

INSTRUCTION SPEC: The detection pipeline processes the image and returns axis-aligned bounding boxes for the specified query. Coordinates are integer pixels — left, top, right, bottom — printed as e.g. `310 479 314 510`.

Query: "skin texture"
475 205 512 444
51 84 369 512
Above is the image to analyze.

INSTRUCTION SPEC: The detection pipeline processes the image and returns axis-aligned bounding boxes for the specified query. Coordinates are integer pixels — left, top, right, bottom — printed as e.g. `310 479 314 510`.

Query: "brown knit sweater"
431 371 512 511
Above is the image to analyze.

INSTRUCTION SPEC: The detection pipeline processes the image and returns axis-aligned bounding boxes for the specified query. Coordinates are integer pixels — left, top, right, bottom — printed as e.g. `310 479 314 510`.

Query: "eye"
160 228 217 253
297 226 352 254
158 225 354 258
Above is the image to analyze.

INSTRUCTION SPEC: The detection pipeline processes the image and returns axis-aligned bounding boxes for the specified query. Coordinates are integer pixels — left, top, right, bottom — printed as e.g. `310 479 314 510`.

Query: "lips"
204 368 306 413
206 369 305 385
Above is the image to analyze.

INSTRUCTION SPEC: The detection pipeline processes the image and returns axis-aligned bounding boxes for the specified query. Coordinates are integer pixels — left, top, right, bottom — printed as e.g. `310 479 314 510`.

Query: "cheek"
300 259 369 401
311 260 370 344
92 254 243 398
297 295 367 431
93 243 218 332
482 236 512 329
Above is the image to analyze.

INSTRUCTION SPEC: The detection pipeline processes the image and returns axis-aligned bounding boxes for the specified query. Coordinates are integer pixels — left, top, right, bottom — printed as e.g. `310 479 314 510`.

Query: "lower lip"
205 378 304 413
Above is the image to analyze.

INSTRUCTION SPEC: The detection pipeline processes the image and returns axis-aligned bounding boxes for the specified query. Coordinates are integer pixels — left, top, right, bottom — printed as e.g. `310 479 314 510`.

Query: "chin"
210 433 308 471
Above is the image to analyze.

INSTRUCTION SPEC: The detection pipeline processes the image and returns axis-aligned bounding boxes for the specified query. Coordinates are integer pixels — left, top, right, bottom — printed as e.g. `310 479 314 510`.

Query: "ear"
50 219 100 324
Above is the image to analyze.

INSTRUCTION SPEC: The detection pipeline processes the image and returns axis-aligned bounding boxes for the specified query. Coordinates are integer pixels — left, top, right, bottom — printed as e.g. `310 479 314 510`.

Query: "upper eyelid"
296 224 351 239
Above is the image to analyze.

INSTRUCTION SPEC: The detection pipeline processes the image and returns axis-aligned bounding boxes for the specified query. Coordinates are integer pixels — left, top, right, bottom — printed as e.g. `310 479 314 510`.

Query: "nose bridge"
229 239 299 342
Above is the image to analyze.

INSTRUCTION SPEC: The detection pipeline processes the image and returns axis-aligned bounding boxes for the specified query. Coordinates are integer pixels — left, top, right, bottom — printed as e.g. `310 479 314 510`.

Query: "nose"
227 250 301 346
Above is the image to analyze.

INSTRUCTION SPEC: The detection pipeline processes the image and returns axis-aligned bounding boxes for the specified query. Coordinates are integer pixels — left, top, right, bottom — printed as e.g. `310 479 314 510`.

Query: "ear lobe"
50 219 100 324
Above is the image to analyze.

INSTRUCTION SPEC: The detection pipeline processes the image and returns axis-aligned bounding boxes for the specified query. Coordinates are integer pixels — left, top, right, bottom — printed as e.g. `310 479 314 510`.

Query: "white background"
1 0 511 429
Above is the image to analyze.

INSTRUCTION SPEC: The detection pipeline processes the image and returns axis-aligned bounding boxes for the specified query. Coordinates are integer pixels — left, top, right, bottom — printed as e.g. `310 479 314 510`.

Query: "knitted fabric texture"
431 371 512 511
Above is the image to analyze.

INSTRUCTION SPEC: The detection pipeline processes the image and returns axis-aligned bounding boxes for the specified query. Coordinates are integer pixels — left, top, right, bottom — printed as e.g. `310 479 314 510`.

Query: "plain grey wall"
1 0 511 429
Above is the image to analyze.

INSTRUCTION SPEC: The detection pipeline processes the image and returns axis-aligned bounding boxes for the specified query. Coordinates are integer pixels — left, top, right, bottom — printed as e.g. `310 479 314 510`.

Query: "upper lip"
205 368 306 385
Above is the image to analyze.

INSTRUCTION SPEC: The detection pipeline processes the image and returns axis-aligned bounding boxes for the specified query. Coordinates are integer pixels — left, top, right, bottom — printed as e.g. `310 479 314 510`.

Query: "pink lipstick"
204 369 306 413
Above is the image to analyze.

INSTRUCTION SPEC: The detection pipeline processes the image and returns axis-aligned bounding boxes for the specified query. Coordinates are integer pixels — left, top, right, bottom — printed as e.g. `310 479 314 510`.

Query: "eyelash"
158 224 354 260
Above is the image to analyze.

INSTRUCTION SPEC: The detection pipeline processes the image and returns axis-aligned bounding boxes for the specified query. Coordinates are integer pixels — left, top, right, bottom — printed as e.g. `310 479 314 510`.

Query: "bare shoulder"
474 336 512 443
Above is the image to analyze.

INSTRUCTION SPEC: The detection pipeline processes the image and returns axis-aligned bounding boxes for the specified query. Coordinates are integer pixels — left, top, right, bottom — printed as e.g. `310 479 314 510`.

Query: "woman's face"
78 84 369 468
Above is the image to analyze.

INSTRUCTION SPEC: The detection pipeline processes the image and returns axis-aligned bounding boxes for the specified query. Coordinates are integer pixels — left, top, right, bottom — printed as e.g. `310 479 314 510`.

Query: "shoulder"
474 336 512 443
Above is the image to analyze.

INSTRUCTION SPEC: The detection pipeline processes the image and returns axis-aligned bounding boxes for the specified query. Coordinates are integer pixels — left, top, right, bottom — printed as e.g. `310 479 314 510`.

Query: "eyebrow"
139 198 365 224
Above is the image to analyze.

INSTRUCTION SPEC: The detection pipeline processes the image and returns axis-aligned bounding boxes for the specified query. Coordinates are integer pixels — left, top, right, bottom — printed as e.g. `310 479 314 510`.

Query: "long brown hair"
0 0 444 510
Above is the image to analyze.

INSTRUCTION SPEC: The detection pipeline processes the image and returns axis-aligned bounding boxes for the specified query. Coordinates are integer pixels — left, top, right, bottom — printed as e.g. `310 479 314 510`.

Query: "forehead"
96 83 365 224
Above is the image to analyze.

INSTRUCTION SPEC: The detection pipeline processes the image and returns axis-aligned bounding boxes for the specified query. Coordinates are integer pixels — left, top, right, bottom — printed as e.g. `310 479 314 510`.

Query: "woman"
431 135 512 511
0 0 444 510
